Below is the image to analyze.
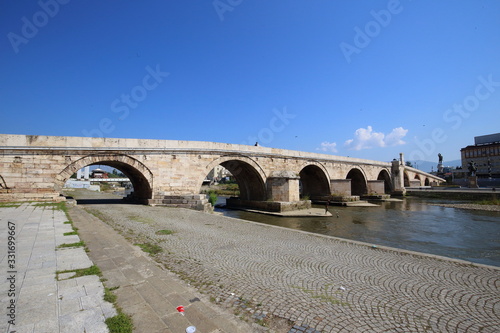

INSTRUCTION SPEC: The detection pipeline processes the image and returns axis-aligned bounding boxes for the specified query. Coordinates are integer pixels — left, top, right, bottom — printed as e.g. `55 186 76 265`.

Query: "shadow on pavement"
75 198 137 205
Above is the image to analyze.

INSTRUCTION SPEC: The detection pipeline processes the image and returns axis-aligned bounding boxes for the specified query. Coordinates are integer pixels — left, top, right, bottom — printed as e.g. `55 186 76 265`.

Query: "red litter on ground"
176 306 185 315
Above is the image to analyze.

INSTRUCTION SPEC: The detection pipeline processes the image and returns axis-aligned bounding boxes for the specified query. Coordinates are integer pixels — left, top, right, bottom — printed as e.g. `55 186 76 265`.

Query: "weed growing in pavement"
56 265 102 280
57 240 86 248
105 312 134 333
135 242 163 255
63 231 78 236
34 201 68 213
155 229 174 235
128 214 154 224
104 286 119 303
85 207 108 222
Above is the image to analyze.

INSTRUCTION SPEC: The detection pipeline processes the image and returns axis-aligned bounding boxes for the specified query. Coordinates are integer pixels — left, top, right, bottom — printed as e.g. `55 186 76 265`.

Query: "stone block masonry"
0 134 444 210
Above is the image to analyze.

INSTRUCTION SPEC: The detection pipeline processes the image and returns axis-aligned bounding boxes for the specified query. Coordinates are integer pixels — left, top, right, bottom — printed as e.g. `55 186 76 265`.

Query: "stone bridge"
0 134 444 211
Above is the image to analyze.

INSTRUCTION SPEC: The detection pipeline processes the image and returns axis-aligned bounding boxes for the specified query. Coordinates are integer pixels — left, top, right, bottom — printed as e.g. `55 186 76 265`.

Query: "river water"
216 197 500 267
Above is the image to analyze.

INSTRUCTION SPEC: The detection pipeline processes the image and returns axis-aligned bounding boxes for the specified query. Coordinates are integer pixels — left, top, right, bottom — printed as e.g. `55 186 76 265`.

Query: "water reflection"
217 197 500 267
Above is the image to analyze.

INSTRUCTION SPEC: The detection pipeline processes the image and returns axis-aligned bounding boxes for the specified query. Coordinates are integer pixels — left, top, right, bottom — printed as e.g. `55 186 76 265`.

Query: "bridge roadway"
69 191 499 333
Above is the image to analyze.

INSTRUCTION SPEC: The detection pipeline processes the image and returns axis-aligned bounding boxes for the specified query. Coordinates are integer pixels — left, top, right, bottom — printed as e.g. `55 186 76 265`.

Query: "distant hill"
410 160 462 173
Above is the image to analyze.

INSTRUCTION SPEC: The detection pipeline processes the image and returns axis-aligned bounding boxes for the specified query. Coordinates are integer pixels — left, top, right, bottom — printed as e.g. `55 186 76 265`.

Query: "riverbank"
406 187 498 201
68 190 499 333
429 203 500 211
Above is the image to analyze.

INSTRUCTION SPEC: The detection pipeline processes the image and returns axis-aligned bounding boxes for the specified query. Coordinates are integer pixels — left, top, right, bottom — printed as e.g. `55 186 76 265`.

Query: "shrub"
208 191 218 206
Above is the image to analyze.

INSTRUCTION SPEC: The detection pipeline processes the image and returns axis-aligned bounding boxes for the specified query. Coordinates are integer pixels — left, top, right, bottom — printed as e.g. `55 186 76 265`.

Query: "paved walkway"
2 200 500 333
68 204 257 333
0 203 115 333
1 202 256 333
78 201 500 333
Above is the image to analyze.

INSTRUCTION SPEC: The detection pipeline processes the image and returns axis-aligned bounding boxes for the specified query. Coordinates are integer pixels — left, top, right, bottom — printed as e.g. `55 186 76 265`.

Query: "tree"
405 161 414 168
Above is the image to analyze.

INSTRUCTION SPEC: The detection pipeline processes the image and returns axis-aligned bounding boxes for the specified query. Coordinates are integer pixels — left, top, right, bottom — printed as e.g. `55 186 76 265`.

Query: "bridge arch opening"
377 169 392 194
424 178 430 186
404 172 410 187
299 165 330 200
346 168 367 196
414 174 421 186
220 160 266 201
57 154 153 204
201 157 267 202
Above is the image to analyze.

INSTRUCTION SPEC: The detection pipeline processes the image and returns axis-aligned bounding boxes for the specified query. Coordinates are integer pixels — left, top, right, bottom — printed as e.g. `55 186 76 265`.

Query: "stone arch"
404 172 410 187
414 174 422 186
299 163 330 199
202 155 267 201
424 178 430 186
56 153 153 203
377 169 393 194
346 167 368 196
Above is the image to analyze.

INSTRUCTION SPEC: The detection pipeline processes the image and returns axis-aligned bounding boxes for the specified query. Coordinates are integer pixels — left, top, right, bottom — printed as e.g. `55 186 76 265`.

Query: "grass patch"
56 265 102 280
201 183 240 196
33 202 60 207
477 199 500 206
105 312 134 333
63 231 78 236
0 202 22 208
58 240 85 248
104 287 119 303
128 215 154 224
155 229 174 236
33 202 71 220
102 285 134 333
135 242 163 255
34 202 67 212
208 190 218 206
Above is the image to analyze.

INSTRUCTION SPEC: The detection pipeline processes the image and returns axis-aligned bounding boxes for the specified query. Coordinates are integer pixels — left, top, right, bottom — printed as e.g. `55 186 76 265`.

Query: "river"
216 197 500 267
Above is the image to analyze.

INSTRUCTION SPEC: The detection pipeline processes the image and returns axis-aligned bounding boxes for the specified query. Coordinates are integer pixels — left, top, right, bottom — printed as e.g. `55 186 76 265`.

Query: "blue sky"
1 0 499 167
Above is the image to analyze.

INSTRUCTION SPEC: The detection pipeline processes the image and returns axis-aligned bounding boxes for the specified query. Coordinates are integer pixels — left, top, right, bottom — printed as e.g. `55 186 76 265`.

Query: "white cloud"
344 126 408 151
317 141 338 153
384 127 408 146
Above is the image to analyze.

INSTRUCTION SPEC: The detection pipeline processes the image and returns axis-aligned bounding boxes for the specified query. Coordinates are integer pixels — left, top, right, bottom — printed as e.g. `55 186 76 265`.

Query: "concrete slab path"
0 203 115 333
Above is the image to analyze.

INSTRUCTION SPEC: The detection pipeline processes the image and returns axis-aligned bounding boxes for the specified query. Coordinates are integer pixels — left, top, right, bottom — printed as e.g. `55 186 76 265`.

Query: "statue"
437 153 444 174
468 160 477 177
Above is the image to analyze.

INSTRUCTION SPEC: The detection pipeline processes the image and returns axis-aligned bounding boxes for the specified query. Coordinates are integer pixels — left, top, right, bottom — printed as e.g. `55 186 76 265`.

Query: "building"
460 133 500 178
206 165 232 183
91 168 108 178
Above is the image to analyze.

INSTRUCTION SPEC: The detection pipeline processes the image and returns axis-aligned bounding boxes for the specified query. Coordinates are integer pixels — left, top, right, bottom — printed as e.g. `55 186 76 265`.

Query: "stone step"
149 194 212 212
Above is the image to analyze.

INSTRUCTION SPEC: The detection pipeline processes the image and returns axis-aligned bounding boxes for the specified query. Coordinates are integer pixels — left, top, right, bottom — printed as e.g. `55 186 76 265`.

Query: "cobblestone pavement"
80 201 500 333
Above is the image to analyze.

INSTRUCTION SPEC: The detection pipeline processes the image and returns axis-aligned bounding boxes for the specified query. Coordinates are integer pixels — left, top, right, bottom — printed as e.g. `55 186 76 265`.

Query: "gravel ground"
66 189 500 333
